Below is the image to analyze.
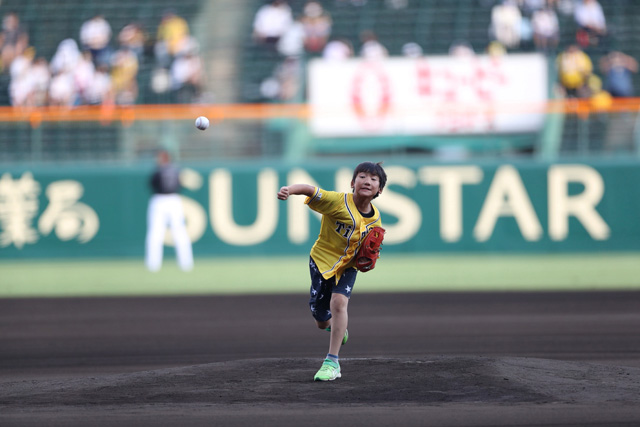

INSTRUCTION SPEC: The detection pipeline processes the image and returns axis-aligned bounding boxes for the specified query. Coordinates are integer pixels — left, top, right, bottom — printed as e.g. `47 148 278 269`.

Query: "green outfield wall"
1 159 639 259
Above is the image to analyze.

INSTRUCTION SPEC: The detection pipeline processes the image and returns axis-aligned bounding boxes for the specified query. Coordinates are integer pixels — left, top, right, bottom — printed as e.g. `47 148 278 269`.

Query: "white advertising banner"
308 54 548 137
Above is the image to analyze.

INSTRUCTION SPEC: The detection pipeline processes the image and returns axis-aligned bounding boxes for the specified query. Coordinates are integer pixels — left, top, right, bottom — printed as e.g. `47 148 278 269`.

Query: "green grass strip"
1 253 639 298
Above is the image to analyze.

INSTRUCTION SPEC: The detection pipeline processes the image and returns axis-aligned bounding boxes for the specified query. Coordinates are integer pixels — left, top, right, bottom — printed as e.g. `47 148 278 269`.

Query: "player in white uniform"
145 150 193 272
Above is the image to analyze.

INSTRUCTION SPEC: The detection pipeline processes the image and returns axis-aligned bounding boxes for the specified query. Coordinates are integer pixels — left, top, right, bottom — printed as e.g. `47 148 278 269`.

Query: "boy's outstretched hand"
277 186 290 200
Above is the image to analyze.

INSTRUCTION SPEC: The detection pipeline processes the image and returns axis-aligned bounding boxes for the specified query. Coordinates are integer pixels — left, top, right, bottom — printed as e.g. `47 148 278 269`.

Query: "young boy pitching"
277 161 387 381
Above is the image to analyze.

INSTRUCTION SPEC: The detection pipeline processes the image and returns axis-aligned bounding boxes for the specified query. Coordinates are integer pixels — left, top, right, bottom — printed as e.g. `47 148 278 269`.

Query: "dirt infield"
1 291 640 426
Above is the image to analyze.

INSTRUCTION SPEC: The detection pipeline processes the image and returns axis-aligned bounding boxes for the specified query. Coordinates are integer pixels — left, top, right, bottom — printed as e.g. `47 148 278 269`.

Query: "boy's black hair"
352 161 387 199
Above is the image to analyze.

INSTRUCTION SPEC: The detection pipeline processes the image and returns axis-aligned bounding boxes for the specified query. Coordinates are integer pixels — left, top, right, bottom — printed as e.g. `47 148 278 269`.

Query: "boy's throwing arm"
277 184 316 200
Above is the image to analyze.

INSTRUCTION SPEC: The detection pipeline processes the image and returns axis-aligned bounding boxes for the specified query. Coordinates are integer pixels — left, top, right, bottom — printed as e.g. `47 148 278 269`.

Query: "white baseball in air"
195 116 210 130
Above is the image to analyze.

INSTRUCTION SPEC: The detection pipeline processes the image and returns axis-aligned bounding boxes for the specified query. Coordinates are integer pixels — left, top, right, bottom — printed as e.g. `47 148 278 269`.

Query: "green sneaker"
342 328 349 346
314 358 341 381
326 327 349 346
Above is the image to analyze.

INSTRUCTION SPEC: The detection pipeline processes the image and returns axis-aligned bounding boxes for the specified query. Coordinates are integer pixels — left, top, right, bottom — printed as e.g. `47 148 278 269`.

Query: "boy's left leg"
308 258 348 344
327 293 349 357
325 267 356 350
314 294 349 381
311 265 356 381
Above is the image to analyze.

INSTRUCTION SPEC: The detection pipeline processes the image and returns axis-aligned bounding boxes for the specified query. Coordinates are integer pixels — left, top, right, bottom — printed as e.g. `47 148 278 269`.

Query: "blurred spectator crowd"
0 9 205 107
252 0 636 104
487 0 635 104
252 0 390 101
0 0 635 107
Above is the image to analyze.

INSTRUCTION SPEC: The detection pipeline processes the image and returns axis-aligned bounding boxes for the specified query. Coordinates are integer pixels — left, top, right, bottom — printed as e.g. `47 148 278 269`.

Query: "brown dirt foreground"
2 356 640 427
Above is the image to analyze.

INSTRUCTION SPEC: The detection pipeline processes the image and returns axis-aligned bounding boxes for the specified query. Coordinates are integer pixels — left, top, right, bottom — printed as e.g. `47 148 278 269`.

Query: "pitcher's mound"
2 356 640 407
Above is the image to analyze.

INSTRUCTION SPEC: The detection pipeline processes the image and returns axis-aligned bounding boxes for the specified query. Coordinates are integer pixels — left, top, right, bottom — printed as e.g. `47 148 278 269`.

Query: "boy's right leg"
324 325 349 345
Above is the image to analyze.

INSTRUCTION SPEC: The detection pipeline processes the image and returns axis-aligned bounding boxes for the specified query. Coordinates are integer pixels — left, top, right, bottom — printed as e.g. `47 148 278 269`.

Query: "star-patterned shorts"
308 257 357 322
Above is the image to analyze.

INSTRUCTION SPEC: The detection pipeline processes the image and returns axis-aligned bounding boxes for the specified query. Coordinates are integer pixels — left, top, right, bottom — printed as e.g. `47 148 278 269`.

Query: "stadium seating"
3 0 637 106
239 0 494 102
0 0 205 162
0 0 203 106
0 0 638 162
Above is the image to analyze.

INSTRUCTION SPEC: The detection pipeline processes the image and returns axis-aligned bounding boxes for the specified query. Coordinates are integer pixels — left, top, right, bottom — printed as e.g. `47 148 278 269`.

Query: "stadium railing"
0 98 638 164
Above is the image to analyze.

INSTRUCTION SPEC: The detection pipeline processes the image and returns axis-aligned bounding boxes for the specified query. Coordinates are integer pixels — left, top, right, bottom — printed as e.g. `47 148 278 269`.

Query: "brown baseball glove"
355 226 386 272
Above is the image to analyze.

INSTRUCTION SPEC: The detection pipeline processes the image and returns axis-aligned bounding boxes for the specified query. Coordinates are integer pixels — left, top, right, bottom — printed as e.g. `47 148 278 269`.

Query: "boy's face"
352 171 381 199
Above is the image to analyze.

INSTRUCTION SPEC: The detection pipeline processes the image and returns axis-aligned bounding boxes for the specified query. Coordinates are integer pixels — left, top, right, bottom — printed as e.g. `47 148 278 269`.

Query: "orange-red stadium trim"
0 99 637 126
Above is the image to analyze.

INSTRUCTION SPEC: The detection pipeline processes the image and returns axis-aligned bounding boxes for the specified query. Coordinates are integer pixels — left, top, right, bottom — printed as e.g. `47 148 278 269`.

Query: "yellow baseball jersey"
305 187 382 282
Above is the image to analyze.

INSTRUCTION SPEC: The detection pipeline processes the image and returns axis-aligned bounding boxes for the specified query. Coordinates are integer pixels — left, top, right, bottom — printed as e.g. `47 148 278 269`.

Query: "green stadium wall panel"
0 159 638 259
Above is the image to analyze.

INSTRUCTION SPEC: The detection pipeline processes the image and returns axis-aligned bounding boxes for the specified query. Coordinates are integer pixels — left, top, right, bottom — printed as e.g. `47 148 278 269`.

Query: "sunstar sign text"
198 164 610 246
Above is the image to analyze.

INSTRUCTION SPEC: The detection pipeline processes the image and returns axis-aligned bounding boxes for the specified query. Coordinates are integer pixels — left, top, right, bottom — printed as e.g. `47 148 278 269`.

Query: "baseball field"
2 253 640 426
2 252 640 298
